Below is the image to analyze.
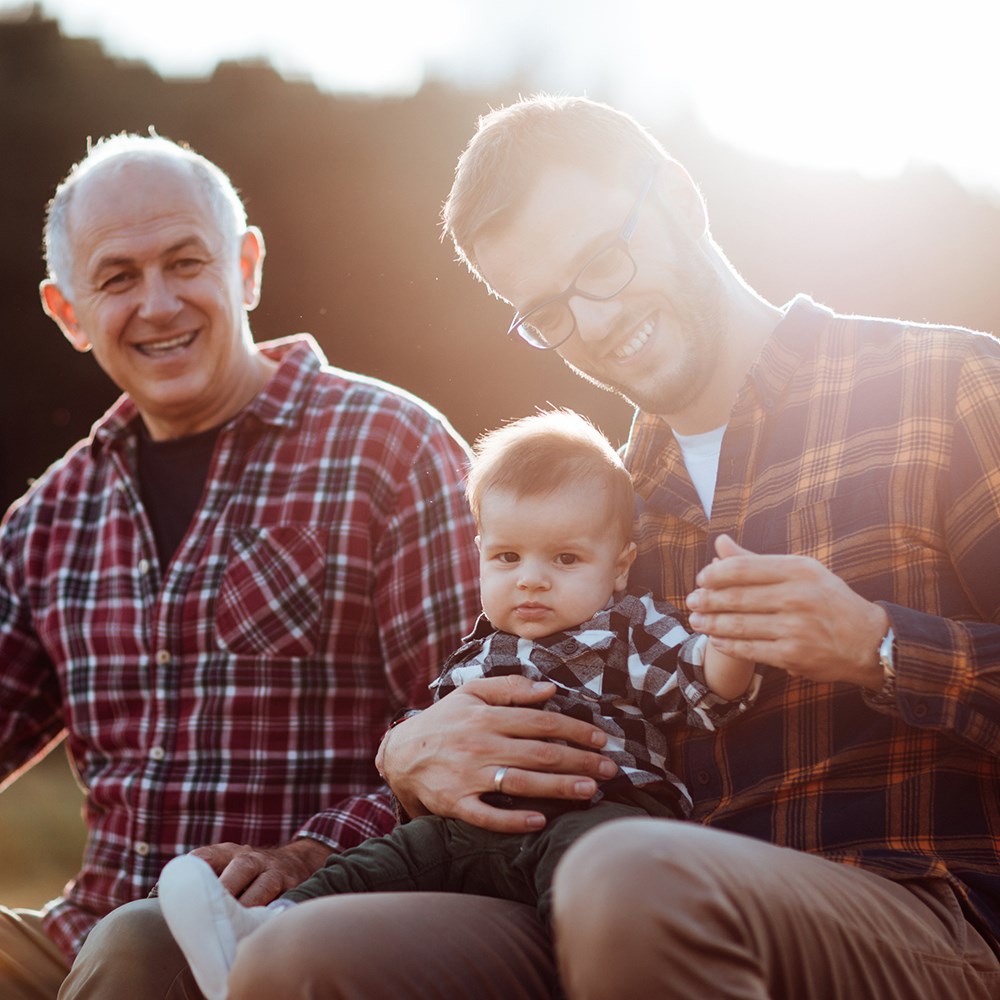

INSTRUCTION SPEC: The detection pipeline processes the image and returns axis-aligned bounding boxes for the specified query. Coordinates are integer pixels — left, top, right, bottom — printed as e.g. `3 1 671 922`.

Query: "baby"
159 409 759 1000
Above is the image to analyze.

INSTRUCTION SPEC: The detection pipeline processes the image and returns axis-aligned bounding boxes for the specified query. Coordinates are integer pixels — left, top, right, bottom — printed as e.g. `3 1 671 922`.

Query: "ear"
240 226 266 311
657 159 709 240
40 280 92 353
614 541 637 591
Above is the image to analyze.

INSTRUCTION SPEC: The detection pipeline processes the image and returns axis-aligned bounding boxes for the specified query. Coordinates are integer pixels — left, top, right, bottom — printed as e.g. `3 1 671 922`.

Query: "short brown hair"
442 94 673 285
466 409 634 543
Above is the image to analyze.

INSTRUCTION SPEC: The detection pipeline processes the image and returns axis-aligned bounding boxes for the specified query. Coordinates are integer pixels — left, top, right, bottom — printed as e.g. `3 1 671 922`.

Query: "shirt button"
696 770 711 786
155 649 172 665
149 746 165 761
138 559 150 575
134 841 150 857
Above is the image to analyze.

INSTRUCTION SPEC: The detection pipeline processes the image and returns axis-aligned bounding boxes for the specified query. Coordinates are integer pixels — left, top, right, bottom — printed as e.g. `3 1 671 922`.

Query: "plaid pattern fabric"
0 335 479 961
627 295 1000 945
432 589 760 815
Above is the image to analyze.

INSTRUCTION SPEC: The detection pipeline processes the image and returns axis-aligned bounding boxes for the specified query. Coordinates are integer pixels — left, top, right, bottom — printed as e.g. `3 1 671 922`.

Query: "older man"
225 96 1000 1000
0 133 478 999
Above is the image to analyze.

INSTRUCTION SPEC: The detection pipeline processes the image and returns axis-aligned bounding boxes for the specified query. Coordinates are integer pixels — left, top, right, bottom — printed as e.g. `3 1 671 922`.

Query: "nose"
137 269 183 323
516 560 550 591
568 294 622 343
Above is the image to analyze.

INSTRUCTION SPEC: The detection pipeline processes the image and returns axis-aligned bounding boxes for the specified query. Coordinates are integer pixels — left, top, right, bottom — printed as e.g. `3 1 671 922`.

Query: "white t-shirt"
672 424 727 518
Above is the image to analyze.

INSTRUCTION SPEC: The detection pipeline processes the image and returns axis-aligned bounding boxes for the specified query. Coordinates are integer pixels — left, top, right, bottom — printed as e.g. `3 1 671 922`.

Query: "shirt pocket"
783 482 895 590
215 525 328 658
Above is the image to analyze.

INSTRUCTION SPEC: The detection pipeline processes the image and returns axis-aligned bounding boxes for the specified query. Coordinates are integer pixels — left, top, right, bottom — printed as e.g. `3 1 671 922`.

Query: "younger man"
157 409 758 1000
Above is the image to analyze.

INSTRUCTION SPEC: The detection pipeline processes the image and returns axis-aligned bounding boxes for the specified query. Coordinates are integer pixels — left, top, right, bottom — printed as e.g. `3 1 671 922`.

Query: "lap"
228 892 557 1000
552 818 1000 1000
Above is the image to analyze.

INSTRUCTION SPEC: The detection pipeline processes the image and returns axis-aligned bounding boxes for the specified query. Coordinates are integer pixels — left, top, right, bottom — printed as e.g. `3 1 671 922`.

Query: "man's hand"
686 535 889 690
376 675 615 834
187 837 331 906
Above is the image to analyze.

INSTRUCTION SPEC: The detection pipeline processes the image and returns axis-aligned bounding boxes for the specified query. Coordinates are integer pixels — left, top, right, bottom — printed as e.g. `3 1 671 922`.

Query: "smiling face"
40 155 271 440
474 164 729 421
476 481 636 640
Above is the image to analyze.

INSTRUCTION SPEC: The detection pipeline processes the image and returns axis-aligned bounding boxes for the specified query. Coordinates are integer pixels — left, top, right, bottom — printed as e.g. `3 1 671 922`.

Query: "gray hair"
43 131 248 296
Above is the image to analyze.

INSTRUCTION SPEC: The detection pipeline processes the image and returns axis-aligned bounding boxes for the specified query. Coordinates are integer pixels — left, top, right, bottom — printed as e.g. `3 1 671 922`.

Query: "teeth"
613 318 653 360
137 332 196 355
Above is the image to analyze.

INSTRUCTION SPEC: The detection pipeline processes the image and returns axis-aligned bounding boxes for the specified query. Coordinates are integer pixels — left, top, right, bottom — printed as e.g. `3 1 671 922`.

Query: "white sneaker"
158 854 274 1000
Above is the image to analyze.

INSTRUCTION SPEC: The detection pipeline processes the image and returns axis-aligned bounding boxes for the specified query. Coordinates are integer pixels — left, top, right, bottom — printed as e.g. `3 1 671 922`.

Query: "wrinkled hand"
187 838 331 906
686 535 888 690
376 675 615 834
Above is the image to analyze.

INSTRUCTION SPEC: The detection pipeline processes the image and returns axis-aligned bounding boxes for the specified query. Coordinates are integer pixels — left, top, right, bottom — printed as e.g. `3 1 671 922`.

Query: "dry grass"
0 747 87 908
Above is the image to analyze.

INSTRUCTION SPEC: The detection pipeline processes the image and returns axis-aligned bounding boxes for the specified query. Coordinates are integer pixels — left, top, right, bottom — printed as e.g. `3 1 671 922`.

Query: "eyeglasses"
506 166 658 350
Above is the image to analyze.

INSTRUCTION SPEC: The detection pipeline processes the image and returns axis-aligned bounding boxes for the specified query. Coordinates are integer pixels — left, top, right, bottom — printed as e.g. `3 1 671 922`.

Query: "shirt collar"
89 334 328 455
626 294 834 497
743 293 833 410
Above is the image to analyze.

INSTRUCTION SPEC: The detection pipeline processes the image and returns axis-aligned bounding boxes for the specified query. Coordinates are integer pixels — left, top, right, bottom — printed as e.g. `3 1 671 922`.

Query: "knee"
552 818 673 926
552 818 771 945
77 898 174 963
62 898 186 999
550 817 741 952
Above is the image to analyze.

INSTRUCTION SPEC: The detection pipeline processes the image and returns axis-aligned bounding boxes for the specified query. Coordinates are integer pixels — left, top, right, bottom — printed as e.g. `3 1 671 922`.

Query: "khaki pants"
59 899 204 999
553 819 1000 1000
224 820 1000 999
0 908 69 1000
24 818 1000 999
57 894 552 1000
0 902 205 1000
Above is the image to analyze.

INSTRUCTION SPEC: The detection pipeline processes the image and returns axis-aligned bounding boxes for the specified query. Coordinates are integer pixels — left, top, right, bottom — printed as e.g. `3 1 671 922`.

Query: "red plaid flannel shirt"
0 335 479 961
628 296 1000 946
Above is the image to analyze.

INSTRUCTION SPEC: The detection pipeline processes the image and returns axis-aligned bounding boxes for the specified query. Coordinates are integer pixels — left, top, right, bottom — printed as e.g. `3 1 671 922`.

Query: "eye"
172 257 204 274
577 244 633 296
527 301 573 340
496 551 520 564
99 271 133 292
555 553 579 565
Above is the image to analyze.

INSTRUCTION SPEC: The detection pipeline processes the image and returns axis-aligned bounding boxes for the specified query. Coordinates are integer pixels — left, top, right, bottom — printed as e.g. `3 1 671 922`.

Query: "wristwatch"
878 626 896 697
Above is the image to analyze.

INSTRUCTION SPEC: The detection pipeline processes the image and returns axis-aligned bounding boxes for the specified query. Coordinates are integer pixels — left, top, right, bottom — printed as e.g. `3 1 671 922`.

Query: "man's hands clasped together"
687 534 890 691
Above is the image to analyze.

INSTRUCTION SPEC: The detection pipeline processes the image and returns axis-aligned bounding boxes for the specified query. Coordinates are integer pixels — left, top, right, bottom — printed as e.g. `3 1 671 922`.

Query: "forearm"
703 642 757 700
672 633 762 730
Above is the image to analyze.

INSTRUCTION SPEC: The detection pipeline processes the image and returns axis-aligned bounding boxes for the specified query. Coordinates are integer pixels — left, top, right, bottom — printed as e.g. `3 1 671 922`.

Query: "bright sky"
5 0 998 197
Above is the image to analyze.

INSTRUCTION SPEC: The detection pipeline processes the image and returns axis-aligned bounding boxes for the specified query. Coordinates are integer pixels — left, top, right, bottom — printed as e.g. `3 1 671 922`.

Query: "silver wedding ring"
493 765 509 794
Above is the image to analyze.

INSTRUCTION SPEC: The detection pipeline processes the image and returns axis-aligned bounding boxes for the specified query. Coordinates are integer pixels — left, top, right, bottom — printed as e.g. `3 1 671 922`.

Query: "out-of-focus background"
1 0 998 909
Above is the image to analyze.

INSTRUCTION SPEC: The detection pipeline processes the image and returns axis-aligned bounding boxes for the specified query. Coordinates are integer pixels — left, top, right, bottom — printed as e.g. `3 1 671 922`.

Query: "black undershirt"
137 423 221 569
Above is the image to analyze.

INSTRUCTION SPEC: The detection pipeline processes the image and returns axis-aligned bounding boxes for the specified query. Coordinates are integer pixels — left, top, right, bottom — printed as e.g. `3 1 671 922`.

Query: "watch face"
879 628 896 675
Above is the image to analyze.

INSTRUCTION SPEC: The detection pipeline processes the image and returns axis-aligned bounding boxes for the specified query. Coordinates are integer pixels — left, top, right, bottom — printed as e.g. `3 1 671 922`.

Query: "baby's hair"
467 409 634 542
